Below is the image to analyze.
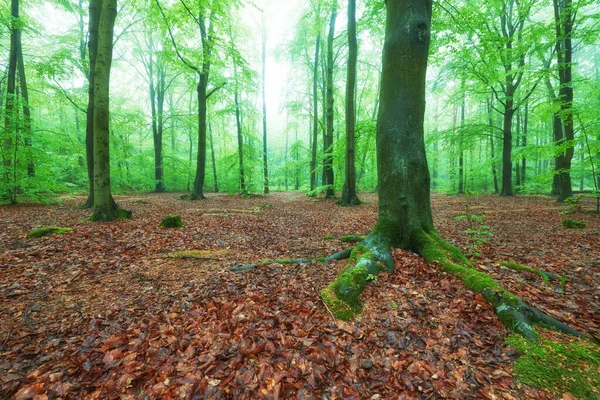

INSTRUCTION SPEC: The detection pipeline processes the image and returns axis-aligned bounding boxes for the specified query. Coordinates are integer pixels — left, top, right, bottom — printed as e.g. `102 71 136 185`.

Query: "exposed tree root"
499 261 566 287
321 229 588 343
229 258 312 272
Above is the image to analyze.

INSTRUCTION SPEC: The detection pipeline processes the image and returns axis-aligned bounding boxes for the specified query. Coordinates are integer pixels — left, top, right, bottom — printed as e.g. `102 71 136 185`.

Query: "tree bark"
208 120 218 193
339 0 360 206
91 0 118 221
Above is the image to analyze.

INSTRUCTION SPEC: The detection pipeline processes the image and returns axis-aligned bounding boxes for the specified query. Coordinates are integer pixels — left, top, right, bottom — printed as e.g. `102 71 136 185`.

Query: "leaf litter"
1 192 598 399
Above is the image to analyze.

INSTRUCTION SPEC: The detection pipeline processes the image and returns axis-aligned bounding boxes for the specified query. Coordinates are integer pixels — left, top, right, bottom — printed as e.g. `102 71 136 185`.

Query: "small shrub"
27 226 72 238
562 218 586 229
560 195 583 215
454 213 493 257
159 214 184 228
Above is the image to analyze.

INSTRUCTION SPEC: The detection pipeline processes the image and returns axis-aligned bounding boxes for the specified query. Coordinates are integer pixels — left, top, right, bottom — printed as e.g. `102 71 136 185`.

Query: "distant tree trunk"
147 37 166 193
339 0 360 206
323 5 336 199
310 34 321 194
82 0 102 208
3 0 19 203
458 88 465 194
295 129 300 190
16 26 33 177
488 96 499 194
233 62 247 195
515 110 522 188
208 120 218 193
91 0 119 221
261 11 269 194
284 128 289 191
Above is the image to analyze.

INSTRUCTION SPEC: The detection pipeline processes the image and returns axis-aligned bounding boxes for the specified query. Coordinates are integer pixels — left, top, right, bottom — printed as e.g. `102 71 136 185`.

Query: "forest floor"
0 192 599 399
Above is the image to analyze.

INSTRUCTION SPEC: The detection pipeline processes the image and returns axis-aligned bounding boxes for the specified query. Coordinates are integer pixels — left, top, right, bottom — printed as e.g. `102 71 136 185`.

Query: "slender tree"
339 0 360 205
261 8 269 194
323 2 337 199
309 33 321 194
2 0 19 203
552 0 575 202
90 0 120 221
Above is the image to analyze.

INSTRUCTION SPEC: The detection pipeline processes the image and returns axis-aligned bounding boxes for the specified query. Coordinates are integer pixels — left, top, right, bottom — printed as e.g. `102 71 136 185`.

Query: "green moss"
500 261 550 284
27 226 72 238
117 207 132 220
563 218 586 229
507 334 600 399
159 214 184 228
167 249 227 259
315 256 327 263
323 235 335 240
320 286 361 321
339 235 366 243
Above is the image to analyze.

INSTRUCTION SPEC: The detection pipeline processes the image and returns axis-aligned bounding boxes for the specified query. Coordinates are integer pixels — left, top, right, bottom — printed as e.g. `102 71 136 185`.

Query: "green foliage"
562 218 587 229
507 334 600 399
454 210 493 258
27 226 72 238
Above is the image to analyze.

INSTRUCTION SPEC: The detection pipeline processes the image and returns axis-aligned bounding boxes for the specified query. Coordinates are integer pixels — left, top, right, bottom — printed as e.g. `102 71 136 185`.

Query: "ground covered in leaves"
1 192 598 399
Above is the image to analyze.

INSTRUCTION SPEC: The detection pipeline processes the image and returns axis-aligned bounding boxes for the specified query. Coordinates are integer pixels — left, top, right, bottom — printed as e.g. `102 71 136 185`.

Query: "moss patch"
339 235 366 243
562 218 586 229
320 286 361 321
27 226 72 238
159 214 184 228
507 334 600 399
167 249 227 259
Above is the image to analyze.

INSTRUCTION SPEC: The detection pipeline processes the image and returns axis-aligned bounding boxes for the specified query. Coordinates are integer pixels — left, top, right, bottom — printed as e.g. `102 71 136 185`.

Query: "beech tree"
321 0 587 342
90 0 123 221
338 0 360 206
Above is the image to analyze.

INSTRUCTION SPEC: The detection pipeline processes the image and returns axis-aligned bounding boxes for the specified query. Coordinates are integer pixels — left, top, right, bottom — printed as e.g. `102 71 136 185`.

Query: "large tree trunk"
91 0 118 221
373 0 433 247
339 0 360 206
309 34 321 194
323 4 336 199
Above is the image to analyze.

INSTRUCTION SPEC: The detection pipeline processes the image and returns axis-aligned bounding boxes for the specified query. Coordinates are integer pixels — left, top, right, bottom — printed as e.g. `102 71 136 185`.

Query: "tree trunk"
521 99 528 185
233 63 247 196
458 89 465 194
261 11 269 194
16 22 33 177
554 0 574 202
3 0 19 203
309 34 321 194
323 5 336 199
374 0 434 246
339 0 360 206
91 0 118 221
501 97 515 196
